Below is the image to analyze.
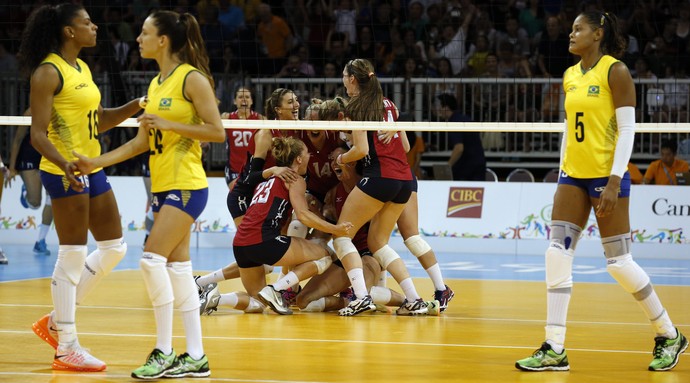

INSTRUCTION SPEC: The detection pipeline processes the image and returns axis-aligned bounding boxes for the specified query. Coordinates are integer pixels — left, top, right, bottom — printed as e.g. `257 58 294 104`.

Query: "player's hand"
63 161 84 192
72 151 96 177
377 130 397 144
595 177 621 217
333 221 353 237
273 166 299 184
2 167 13 188
138 113 172 131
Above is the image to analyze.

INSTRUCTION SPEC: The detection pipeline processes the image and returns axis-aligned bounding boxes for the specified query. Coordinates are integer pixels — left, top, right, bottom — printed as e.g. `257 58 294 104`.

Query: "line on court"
0 372 328 383
1 302 688 327
2 329 685 357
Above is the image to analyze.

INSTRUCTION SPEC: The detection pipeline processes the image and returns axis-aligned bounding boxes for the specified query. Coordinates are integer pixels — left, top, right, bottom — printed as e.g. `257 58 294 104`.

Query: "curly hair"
17 3 84 78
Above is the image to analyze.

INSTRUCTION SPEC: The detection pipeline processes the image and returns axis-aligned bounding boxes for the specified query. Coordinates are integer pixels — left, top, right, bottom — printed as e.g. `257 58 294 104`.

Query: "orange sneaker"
32 314 58 350
53 344 106 372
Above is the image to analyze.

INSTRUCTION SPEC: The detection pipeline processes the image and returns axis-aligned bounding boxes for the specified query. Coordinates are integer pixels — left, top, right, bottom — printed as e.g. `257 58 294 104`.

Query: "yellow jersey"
39 53 102 175
145 63 208 192
562 55 628 178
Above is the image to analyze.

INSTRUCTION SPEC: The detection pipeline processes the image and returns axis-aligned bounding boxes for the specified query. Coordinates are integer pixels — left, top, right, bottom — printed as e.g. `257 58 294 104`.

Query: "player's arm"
29 65 69 172
289 178 350 236
337 126 368 164
97 97 144 133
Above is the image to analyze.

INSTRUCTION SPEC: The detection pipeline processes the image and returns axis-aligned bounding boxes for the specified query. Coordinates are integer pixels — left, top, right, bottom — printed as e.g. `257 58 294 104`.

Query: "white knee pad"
139 253 174 307
54 245 88 285
303 297 326 312
550 220 582 251
545 242 573 290
313 256 332 274
333 237 358 260
287 219 309 238
373 245 400 270
93 238 127 274
167 261 201 312
404 235 431 258
606 254 650 294
44 194 52 207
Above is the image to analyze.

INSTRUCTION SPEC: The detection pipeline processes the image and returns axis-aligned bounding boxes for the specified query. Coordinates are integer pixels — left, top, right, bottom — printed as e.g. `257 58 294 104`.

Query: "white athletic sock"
399 278 421 301
347 268 368 298
219 292 239 309
546 288 571 329
197 269 226 288
76 238 126 305
38 224 50 241
636 289 676 338
182 309 204 360
425 264 446 291
53 245 87 346
272 271 299 291
154 302 173 355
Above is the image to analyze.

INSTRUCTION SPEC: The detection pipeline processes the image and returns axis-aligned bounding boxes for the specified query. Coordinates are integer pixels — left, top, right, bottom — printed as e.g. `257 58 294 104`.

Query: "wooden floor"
0 271 688 383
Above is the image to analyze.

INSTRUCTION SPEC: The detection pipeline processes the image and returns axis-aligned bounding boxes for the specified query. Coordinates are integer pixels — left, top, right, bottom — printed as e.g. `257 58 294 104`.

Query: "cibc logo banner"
447 187 484 218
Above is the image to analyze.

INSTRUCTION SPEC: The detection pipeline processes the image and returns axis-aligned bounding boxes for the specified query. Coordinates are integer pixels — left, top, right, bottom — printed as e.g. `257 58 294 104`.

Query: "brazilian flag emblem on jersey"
587 85 600 96
159 98 172 109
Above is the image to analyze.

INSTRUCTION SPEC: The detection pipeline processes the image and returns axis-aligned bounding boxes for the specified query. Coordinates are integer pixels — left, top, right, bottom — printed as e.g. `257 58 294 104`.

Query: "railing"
1 72 688 174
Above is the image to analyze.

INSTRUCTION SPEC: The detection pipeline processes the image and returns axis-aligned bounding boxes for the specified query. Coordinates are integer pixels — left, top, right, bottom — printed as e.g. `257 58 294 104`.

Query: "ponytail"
580 11 626 58
343 59 384 122
150 11 214 89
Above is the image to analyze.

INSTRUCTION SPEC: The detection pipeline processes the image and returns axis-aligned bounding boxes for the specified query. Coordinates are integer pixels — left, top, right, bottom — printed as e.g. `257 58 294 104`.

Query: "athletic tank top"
234 177 293 245
225 110 260 174
39 53 102 175
562 55 626 178
145 63 208 192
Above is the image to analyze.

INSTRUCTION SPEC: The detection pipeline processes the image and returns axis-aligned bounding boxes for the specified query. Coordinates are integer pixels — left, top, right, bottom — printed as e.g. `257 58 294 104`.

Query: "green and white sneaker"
164 353 211 378
649 328 688 371
515 342 570 371
131 348 177 379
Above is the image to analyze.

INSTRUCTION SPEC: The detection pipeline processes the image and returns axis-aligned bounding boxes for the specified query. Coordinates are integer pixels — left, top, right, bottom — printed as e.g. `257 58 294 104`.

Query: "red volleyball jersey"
301 131 341 200
233 177 293 246
225 110 260 174
361 98 411 180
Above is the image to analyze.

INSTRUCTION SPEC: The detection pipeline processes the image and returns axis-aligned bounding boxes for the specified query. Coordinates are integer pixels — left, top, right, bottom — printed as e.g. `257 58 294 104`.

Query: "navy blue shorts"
41 169 112 199
151 188 208 220
558 171 631 198
227 188 251 219
357 177 413 204
234 235 292 268
16 141 41 171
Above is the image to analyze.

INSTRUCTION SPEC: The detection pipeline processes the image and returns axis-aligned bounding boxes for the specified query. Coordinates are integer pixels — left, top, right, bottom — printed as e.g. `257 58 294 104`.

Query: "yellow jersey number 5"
574 112 585 142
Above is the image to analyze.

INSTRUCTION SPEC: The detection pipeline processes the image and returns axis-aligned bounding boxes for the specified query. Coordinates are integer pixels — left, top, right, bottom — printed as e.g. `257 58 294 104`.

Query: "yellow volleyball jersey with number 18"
562 54 628 178
39 53 102 175
145 63 207 193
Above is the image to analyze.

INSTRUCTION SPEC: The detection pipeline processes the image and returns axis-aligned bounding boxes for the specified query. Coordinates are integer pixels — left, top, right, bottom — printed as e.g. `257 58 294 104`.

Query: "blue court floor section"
1 243 688 286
